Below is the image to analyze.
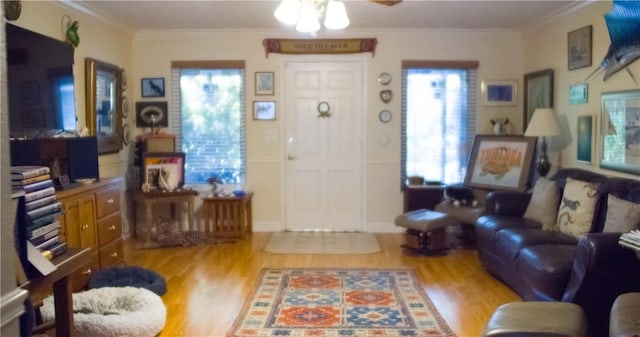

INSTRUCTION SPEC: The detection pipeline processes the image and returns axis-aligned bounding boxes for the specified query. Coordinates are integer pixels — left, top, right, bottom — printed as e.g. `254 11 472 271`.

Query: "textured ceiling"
71 0 594 32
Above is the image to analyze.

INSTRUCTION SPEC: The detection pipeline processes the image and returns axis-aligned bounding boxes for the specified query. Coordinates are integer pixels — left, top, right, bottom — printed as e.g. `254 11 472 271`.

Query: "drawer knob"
82 269 92 275
107 198 115 204
81 224 88 230
108 225 116 231
110 252 118 258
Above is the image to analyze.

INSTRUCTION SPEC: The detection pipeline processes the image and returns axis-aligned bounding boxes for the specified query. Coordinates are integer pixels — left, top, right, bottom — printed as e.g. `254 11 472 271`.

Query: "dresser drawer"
72 252 100 292
97 212 122 246
99 239 124 269
96 185 120 218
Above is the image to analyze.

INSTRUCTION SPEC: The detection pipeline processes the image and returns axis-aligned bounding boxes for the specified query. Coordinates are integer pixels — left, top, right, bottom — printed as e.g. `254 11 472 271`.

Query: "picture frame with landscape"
568 25 592 70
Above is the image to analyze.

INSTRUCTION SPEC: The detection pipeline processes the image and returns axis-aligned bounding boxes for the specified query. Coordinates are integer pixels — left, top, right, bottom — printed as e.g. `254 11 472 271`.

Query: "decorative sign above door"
263 38 377 57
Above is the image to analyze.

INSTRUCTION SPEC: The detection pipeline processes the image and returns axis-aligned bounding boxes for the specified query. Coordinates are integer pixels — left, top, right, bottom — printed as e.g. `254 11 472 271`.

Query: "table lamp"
524 108 561 177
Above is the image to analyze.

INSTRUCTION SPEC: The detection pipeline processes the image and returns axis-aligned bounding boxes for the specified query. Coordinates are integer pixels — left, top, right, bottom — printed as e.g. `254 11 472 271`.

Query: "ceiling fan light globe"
324 0 349 29
296 2 321 33
274 0 300 25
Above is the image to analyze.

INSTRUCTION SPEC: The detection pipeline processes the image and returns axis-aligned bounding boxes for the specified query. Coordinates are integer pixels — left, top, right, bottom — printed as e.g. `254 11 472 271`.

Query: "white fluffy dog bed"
40 286 166 337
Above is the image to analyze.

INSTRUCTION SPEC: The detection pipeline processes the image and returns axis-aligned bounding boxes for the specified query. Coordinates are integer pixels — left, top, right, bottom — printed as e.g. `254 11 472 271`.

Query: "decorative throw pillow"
555 177 600 238
523 177 560 231
603 194 640 232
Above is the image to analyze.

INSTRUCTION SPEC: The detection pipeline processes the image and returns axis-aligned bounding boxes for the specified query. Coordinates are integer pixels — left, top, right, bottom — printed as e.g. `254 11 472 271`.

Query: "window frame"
400 60 479 189
170 60 247 186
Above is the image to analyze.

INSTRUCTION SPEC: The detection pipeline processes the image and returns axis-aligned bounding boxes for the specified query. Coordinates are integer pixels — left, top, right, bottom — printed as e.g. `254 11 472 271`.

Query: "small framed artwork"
523 69 554 131
577 115 594 164
141 77 165 98
568 25 592 70
481 80 517 106
600 90 640 175
253 101 276 120
141 152 185 190
255 72 274 95
136 101 168 128
464 135 537 192
569 83 588 105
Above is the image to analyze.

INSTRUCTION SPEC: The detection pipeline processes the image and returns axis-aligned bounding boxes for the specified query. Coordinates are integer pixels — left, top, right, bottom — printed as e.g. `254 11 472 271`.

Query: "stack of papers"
619 230 640 251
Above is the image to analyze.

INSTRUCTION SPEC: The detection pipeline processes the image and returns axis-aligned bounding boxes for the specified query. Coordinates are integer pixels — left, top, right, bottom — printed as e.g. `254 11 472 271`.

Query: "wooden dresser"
55 177 124 291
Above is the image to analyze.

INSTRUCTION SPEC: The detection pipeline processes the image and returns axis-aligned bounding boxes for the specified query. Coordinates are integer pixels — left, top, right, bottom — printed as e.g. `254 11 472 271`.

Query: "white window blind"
170 61 246 185
401 60 478 187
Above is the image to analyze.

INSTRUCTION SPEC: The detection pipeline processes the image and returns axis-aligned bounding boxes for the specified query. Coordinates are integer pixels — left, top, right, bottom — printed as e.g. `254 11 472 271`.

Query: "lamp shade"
324 0 349 29
274 0 301 25
524 108 561 137
296 1 321 33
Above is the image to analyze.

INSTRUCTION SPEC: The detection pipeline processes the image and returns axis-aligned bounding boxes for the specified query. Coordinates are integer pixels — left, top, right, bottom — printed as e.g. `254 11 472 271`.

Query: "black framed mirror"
85 58 124 154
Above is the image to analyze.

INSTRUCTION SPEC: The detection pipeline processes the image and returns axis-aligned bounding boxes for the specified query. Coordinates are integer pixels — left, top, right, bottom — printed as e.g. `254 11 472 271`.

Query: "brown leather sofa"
475 168 640 336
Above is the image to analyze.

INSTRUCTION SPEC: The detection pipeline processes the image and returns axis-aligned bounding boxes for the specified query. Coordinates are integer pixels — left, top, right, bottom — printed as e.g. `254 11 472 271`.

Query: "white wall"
524 0 640 179
132 28 524 232
16 2 625 234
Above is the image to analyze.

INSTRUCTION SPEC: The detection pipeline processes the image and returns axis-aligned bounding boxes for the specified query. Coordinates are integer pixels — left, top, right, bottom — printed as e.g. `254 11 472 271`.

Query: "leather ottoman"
394 209 458 255
610 292 640 337
481 302 588 337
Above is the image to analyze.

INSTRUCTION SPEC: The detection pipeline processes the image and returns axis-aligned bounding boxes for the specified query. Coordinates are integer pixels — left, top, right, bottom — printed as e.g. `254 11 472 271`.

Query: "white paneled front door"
284 59 364 231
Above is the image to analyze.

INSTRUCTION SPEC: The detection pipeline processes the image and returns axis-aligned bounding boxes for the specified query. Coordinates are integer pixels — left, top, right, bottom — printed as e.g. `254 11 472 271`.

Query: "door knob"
287 154 298 160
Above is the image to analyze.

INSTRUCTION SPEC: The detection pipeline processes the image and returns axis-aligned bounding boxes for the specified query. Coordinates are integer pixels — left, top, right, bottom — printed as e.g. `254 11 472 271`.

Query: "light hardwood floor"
123 232 522 337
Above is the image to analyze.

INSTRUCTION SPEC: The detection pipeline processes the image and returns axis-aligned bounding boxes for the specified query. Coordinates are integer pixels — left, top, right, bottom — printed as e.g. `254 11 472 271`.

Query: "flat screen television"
6 23 77 139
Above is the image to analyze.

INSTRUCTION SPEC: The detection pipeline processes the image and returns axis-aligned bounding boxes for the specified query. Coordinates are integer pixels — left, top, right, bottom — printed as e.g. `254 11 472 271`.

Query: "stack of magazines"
619 229 640 252
11 165 67 260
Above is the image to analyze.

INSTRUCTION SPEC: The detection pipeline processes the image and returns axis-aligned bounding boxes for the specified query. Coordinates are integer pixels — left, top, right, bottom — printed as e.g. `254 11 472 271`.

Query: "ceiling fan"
369 0 402 6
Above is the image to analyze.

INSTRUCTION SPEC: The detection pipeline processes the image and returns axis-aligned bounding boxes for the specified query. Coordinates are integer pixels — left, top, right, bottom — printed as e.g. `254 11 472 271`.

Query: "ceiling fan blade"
369 0 402 6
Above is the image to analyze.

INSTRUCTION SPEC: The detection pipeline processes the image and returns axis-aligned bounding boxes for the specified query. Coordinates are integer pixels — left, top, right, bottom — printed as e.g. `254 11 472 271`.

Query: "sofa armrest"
484 190 531 217
572 233 640 273
562 233 640 335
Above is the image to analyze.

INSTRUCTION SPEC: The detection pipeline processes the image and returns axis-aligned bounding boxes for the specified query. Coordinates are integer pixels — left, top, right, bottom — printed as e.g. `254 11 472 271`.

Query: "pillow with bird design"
555 177 600 238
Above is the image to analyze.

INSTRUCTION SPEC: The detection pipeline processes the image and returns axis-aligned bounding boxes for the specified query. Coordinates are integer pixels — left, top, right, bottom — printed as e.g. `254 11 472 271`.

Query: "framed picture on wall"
600 90 640 174
523 69 554 131
569 83 588 105
568 25 592 70
481 80 517 106
253 101 276 120
577 115 594 164
141 78 165 97
255 72 274 95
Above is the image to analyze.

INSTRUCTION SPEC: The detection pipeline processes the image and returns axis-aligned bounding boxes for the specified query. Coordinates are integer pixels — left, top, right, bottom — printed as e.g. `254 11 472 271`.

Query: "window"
171 61 246 185
401 60 478 186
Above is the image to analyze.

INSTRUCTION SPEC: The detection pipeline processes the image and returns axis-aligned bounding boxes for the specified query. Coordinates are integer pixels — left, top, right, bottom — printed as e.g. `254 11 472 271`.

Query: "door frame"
278 54 369 232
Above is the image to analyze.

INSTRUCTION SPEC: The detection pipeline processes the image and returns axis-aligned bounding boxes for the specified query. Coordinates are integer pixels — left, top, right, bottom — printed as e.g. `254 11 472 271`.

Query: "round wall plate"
377 72 391 85
380 90 393 103
379 109 392 123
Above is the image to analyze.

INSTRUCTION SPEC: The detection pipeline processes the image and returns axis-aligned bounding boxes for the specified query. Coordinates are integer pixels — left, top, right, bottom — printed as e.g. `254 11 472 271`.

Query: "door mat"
264 232 381 254
226 268 456 337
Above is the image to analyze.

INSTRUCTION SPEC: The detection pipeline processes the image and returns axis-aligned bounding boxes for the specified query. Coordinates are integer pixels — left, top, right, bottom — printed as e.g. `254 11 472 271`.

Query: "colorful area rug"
264 232 381 254
226 268 455 337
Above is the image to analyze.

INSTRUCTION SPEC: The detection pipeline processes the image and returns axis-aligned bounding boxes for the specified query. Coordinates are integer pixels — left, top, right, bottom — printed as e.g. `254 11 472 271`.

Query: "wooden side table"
201 192 253 239
22 247 92 337
132 189 199 242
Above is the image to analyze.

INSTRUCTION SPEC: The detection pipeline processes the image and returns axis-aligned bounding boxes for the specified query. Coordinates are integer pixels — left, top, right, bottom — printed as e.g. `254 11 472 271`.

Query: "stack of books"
619 229 640 252
11 166 67 260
